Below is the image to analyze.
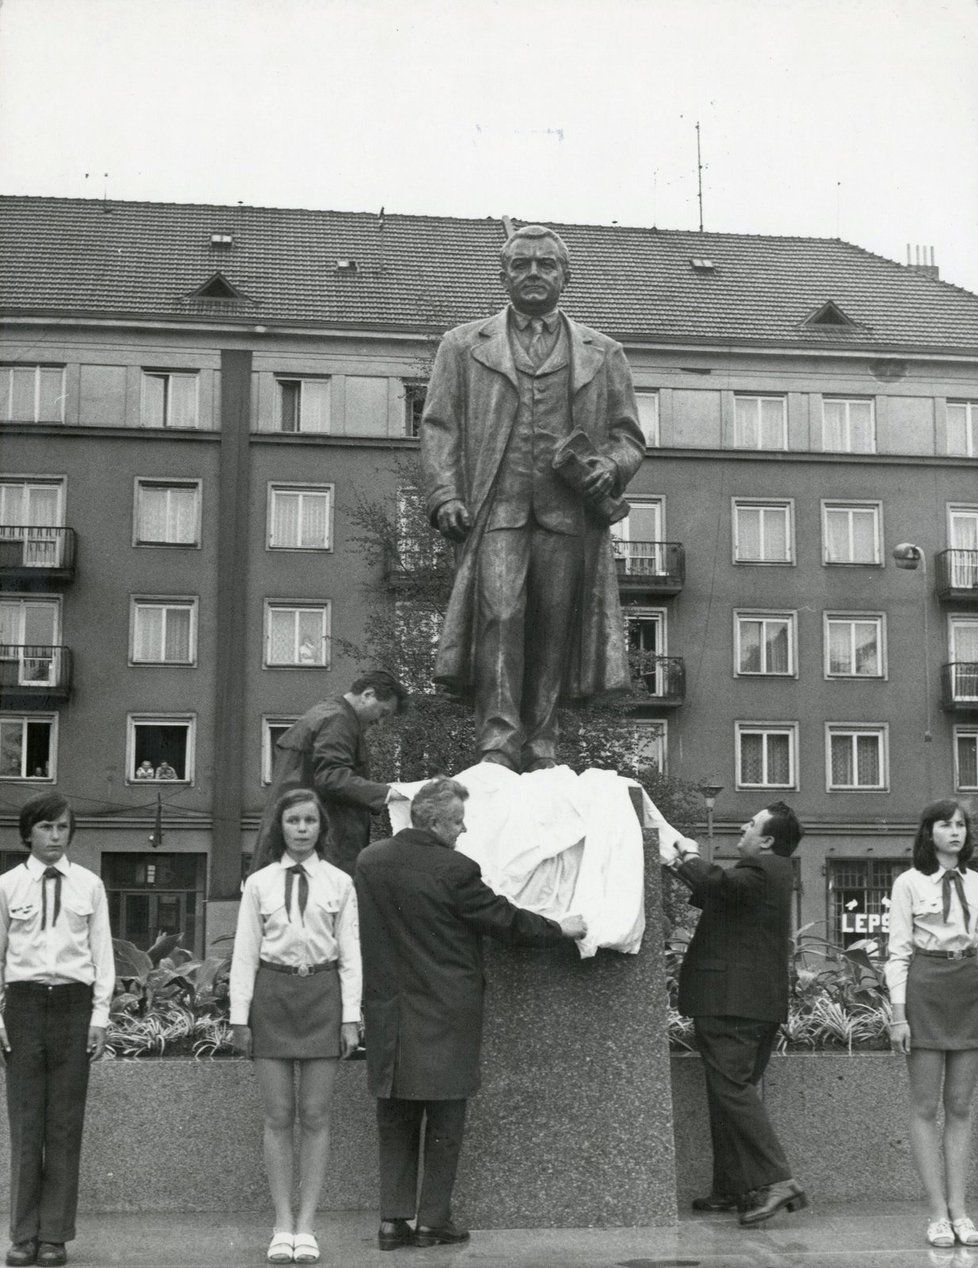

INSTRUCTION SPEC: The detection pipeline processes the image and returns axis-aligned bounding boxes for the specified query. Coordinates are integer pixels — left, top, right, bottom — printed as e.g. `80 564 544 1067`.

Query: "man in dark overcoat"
668 802 807 1226
256 670 408 875
355 777 586 1250
420 224 645 772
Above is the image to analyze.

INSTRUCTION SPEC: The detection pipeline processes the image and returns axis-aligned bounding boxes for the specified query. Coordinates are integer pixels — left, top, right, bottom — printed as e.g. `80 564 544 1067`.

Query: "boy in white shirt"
0 794 115 1268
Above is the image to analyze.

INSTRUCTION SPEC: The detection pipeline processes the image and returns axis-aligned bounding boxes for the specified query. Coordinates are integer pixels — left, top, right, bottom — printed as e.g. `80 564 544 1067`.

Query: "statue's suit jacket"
676 853 794 1023
355 828 565 1100
420 307 645 701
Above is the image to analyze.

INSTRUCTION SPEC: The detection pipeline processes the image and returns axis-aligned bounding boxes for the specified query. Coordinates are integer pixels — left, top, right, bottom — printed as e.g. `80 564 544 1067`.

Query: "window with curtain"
132 600 196 664
134 482 200 545
635 391 659 446
141 371 199 428
268 486 332 550
736 613 794 675
825 615 883 677
827 727 886 789
2 366 65 423
733 501 792 563
955 730 978 790
734 396 786 450
276 378 331 433
264 603 330 667
262 717 298 784
0 716 54 780
822 398 875 453
737 724 796 788
947 402 978 458
823 503 880 564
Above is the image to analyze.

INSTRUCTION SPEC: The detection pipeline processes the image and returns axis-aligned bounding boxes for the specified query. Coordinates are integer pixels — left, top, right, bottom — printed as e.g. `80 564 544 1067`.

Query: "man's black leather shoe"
378 1219 414 1251
739 1179 808 1226
415 1222 470 1247
5 1241 36 1268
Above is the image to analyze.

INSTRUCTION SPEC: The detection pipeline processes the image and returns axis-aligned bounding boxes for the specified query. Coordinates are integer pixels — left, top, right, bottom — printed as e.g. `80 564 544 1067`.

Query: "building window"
276 378 331 433
127 715 195 783
262 716 298 784
0 598 60 685
610 497 666 574
130 599 197 665
736 723 797 789
824 614 885 678
0 479 66 568
141 371 199 429
947 402 978 458
826 725 887 791
629 719 667 775
734 395 786 450
264 602 331 668
822 398 875 453
0 715 55 780
267 485 333 551
949 618 978 701
828 858 910 949
1 366 65 424
732 500 793 564
404 383 427 438
822 502 881 565
955 728 978 791
133 480 201 546
635 391 660 446
103 853 206 957
626 608 667 695
735 612 795 676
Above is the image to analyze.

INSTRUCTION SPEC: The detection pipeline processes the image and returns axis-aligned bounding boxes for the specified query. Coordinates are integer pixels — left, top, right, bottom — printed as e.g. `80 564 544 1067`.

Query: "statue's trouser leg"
473 528 529 766
520 525 584 768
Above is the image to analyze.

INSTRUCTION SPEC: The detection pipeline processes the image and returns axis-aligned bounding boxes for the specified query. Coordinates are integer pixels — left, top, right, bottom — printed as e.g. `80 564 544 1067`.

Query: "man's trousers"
376 1098 467 1227
693 1015 792 1198
474 523 583 768
5 981 93 1245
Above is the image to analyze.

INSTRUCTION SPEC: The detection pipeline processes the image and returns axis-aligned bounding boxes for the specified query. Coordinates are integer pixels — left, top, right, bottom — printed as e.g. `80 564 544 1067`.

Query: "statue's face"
500 237 569 315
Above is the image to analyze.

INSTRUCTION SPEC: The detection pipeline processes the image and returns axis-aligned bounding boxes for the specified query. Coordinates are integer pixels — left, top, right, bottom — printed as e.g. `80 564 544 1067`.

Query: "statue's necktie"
41 866 62 930
942 868 971 927
527 317 547 368
285 864 309 924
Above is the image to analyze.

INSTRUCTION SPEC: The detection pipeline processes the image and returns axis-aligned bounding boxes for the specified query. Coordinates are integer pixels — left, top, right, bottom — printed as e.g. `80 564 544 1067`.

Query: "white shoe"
267 1231 294 1263
928 1219 955 1248
292 1233 320 1264
954 1217 978 1246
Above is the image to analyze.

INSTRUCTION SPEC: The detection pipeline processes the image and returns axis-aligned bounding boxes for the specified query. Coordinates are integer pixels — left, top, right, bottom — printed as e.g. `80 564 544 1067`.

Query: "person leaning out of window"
0 793 115 1268
886 798 978 1250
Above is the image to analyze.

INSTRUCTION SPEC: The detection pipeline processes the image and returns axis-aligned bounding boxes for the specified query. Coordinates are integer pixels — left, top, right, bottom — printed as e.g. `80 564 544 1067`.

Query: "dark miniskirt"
906 953 978 1050
249 962 342 1060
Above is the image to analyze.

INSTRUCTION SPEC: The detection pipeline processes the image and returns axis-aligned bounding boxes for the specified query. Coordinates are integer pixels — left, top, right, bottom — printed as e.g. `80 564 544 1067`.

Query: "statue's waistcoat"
487 322 581 535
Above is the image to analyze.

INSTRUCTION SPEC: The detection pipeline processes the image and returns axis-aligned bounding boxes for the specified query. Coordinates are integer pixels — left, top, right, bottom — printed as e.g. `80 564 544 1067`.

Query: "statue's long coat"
420 308 645 701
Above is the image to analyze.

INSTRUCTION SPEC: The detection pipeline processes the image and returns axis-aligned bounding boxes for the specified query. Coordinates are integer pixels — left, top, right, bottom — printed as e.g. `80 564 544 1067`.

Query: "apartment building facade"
1 196 977 951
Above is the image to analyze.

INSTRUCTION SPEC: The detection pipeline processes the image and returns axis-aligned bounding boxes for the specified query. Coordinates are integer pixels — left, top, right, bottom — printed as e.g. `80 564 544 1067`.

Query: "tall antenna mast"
696 122 704 232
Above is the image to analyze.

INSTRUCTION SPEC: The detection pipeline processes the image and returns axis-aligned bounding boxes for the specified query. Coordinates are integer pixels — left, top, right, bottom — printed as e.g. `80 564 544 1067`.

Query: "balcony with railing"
631 653 686 707
0 527 77 586
942 662 978 711
612 540 685 595
0 646 73 703
936 550 978 603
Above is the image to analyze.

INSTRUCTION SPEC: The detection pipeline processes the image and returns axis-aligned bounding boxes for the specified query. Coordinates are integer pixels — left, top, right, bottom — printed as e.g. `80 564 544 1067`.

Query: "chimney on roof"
501 215 515 239
905 243 939 280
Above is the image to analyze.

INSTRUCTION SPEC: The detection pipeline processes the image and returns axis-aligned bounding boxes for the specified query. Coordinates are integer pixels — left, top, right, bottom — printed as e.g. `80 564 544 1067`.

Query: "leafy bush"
106 933 233 1059
666 921 892 1053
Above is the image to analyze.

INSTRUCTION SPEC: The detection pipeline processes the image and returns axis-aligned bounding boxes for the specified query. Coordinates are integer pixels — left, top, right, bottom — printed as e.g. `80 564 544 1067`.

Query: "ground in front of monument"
46 1202 978 1266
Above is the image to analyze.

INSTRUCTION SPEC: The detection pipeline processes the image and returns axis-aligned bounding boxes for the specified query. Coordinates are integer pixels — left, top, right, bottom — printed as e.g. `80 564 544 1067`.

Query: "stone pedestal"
453 821 676 1228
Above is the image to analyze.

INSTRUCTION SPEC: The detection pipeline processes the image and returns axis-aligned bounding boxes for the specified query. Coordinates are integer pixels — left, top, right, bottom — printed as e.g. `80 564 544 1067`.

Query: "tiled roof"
2 195 977 352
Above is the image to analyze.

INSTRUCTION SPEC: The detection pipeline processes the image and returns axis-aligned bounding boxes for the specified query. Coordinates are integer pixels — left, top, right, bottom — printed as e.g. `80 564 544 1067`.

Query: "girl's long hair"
249 787 329 875
912 798 975 874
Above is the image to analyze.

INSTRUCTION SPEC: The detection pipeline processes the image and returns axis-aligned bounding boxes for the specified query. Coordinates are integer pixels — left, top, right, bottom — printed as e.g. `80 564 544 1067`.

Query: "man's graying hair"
499 224 571 271
411 777 469 830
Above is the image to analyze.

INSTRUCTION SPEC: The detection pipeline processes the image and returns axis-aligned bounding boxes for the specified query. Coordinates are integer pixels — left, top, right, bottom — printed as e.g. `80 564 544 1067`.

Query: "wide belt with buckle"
916 947 977 960
259 959 338 977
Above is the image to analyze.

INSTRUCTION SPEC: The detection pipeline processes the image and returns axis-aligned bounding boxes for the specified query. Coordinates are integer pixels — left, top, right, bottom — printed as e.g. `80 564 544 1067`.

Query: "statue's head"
499 224 571 316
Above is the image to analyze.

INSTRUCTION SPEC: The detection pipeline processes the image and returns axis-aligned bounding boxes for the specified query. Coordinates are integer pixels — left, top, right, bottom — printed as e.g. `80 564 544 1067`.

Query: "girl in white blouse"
230 788 361 1266
885 798 978 1249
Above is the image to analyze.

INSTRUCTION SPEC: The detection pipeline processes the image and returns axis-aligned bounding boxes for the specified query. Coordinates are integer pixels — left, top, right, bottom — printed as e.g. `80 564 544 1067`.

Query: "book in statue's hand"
551 430 631 526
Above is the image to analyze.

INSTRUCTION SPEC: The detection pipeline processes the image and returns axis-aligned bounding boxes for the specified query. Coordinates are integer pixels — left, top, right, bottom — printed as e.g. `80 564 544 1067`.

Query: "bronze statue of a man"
420 224 645 772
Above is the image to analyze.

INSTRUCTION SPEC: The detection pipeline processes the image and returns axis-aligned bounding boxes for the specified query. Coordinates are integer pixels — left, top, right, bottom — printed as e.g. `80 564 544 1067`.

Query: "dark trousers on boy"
4 982 92 1247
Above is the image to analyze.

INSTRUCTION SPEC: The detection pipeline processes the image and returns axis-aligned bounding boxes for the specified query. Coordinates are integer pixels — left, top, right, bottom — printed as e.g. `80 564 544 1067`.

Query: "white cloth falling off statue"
389 764 683 959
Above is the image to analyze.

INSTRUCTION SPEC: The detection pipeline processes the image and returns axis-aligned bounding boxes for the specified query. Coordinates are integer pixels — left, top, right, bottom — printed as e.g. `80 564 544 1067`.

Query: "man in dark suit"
669 802 808 1226
256 670 409 875
355 777 586 1251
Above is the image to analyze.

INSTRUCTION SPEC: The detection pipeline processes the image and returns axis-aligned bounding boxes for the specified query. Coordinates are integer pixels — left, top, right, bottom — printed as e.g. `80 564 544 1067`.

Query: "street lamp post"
892 542 933 795
698 782 724 863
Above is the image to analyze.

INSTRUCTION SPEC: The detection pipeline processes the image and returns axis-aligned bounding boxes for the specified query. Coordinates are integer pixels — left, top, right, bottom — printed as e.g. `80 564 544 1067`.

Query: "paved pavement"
27 1202 978 1266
